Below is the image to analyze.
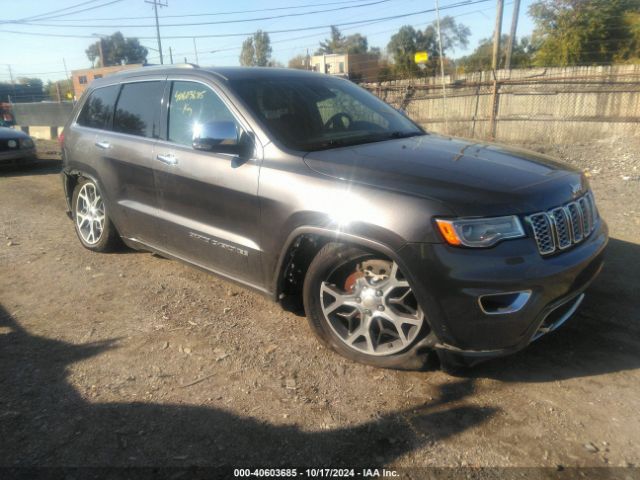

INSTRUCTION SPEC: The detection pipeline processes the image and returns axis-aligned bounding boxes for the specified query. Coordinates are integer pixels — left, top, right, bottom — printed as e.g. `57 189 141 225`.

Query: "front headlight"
20 137 35 149
435 215 525 248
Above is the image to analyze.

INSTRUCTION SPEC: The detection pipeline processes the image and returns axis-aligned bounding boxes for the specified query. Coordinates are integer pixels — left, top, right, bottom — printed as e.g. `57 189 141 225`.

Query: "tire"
71 177 120 252
303 243 433 370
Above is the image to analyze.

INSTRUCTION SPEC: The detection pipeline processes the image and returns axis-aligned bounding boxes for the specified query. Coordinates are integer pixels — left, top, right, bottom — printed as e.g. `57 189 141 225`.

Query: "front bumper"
399 218 608 364
0 148 37 167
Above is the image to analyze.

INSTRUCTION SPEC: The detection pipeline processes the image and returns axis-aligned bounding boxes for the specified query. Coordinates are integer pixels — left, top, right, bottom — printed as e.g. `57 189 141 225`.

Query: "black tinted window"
168 81 238 146
113 81 164 138
77 85 119 130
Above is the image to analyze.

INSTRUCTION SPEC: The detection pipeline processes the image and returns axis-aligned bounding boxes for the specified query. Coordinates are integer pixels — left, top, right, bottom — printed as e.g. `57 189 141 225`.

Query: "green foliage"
0 78 44 103
386 16 470 78
529 0 640 66
316 26 375 55
239 30 273 67
46 79 74 101
288 54 310 69
457 35 537 71
85 32 147 67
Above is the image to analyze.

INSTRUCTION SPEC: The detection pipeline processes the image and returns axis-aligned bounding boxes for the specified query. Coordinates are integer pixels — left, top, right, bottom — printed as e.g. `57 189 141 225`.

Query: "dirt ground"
1 137 639 472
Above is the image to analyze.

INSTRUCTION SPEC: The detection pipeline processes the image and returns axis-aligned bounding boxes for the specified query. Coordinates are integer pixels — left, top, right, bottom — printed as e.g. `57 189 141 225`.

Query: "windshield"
229 75 424 151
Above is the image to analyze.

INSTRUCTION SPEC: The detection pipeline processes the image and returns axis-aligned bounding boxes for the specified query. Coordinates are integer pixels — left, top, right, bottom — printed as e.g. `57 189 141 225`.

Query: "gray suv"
61 65 608 370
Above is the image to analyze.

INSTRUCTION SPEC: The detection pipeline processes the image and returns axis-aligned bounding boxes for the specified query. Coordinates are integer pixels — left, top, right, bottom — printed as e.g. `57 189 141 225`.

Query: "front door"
153 79 262 286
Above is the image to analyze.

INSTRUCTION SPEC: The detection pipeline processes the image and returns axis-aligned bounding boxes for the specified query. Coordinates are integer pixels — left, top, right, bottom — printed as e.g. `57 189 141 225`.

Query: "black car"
0 127 37 167
60 65 608 370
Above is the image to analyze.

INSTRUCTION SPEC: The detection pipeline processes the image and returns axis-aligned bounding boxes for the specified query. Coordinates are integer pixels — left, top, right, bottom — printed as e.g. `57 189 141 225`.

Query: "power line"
1 0 125 24
0 1 492 40
0 0 104 24
20 0 381 22
142 0 495 39
148 1 505 63
17 0 393 28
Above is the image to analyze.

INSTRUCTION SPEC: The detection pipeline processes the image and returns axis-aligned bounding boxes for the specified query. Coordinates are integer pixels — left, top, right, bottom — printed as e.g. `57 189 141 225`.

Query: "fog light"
478 290 531 315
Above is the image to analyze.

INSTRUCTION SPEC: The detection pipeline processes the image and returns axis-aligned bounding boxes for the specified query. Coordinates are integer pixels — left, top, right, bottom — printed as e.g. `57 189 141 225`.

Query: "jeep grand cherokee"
60 65 608 370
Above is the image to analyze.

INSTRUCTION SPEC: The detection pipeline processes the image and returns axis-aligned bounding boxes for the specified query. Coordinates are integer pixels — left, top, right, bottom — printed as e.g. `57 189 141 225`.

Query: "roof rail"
141 63 199 69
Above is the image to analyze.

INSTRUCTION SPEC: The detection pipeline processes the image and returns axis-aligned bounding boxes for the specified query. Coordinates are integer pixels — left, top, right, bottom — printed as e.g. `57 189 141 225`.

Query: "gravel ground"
0 138 639 472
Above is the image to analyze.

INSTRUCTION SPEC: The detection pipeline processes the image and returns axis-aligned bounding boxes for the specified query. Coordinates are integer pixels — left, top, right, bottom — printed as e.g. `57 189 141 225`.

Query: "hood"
303 134 587 216
0 127 28 140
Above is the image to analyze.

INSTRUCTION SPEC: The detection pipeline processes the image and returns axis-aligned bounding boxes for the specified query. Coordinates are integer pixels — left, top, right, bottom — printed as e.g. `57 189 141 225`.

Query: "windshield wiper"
303 131 423 151
387 131 423 139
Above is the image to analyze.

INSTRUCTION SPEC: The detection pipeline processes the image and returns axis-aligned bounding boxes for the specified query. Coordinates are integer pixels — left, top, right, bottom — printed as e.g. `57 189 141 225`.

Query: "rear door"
152 78 262 286
95 77 167 245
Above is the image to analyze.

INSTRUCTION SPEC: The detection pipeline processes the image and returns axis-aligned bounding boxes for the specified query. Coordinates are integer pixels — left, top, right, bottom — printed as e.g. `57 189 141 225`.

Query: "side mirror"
192 121 240 154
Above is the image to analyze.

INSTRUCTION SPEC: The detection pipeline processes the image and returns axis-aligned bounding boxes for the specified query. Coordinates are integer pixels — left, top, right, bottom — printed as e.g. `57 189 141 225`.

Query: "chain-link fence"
363 64 640 144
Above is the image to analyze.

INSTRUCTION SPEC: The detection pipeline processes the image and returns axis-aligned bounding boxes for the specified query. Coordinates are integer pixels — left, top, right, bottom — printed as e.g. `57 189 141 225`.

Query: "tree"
457 35 536 72
85 31 147 67
239 30 273 67
288 54 309 69
529 0 640 66
46 79 74 101
317 26 345 54
315 26 376 55
239 38 255 67
0 78 44 103
387 17 470 78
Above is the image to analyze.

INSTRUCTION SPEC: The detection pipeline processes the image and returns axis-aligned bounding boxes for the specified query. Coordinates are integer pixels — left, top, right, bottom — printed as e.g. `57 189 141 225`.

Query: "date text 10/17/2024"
233 468 400 478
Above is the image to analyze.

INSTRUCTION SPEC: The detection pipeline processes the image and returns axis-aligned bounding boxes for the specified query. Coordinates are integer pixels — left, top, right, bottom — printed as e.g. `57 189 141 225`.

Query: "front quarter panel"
258 144 454 291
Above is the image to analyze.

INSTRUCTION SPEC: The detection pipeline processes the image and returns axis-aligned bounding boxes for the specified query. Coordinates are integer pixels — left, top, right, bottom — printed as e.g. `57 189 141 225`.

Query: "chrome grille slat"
526 193 598 257
578 197 593 236
565 202 583 243
528 213 556 255
550 207 572 249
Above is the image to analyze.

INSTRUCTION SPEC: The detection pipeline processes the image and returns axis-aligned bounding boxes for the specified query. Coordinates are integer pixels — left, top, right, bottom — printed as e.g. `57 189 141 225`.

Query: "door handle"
95 141 110 149
156 153 178 166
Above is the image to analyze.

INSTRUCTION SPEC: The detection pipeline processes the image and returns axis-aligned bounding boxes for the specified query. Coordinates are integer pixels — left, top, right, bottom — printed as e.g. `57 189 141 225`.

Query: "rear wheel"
303 243 430 369
72 177 120 252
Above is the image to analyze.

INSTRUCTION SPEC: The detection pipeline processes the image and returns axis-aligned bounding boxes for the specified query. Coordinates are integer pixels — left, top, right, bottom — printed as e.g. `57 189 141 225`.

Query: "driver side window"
168 81 239 147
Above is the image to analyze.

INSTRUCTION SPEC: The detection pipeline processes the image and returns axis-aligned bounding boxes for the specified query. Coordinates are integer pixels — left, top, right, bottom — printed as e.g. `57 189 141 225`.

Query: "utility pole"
169 46 174 64
7 65 16 102
504 0 521 70
434 0 448 134
491 0 505 71
192 38 199 65
145 0 167 64
98 38 105 67
62 58 73 99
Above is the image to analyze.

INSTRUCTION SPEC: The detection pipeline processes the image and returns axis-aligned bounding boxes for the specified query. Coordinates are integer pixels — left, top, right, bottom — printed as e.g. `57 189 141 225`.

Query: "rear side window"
77 85 119 130
113 81 164 138
168 81 238 146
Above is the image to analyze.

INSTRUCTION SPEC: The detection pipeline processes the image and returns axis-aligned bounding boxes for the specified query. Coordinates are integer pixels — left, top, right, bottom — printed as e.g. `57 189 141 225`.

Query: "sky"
0 0 536 83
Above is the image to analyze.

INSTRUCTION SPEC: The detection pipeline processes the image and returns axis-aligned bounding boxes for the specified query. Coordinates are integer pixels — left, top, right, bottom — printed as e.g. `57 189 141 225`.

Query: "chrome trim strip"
533 293 585 341
478 290 532 315
119 199 262 252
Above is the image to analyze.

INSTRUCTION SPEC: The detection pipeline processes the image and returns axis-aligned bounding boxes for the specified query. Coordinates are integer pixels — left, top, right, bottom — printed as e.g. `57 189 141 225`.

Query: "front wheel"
72 177 120 252
303 243 431 370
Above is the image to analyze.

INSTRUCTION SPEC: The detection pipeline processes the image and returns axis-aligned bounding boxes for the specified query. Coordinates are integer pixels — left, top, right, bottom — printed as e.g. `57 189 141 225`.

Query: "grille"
526 193 598 256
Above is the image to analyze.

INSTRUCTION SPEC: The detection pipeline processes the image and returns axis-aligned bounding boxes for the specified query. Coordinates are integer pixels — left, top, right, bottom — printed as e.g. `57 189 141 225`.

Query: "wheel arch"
62 168 102 215
273 226 406 304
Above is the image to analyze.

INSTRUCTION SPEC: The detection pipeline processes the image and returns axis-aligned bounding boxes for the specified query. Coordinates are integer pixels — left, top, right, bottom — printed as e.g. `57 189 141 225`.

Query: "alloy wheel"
75 182 105 245
320 260 424 356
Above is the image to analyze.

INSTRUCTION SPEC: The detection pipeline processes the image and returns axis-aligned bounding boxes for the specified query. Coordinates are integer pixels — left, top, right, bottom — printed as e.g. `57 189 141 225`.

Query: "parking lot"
1 138 639 469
